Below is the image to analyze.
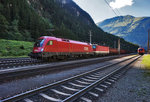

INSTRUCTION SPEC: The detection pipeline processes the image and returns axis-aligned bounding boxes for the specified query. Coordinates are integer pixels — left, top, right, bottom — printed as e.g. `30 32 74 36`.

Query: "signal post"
118 39 120 55
148 29 150 54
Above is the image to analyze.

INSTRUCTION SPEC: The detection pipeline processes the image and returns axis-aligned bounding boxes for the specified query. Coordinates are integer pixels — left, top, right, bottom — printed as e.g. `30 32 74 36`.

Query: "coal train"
29 36 127 60
137 48 145 55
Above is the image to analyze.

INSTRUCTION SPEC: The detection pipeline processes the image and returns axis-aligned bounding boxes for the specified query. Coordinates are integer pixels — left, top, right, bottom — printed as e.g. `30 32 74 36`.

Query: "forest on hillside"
0 0 51 41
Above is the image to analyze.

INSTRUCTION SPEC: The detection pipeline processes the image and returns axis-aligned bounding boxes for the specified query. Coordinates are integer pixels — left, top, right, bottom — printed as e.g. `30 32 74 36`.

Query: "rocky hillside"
0 0 138 51
97 15 150 48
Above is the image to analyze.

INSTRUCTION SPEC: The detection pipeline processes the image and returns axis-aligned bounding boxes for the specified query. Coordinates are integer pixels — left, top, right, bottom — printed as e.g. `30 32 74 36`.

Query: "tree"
9 19 23 40
0 14 9 39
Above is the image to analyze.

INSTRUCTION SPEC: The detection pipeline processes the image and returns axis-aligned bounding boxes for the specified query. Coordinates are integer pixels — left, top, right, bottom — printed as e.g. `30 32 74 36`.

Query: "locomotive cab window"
47 41 53 45
139 49 143 51
34 39 45 47
92 45 96 49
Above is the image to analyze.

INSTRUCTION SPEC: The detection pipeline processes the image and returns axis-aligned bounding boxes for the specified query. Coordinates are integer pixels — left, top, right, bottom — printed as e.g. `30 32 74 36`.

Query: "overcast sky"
73 0 150 23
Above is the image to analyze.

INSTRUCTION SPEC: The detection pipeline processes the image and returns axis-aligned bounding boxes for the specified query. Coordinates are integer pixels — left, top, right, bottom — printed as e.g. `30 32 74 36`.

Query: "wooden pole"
114 41 116 48
89 30 92 44
148 29 150 54
118 39 120 55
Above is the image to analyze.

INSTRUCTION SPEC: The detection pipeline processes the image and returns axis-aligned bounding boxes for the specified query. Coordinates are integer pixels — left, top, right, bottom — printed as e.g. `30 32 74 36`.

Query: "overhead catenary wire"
104 0 119 16
105 0 121 16
104 0 127 26
104 0 127 50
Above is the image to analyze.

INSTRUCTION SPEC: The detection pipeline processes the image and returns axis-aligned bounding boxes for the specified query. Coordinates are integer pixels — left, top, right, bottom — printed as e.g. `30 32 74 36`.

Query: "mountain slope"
28 0 138 51
0 0 138 51
97 15 150 48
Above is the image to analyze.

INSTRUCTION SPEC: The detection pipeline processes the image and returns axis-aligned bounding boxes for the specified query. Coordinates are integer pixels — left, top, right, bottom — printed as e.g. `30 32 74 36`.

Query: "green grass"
142 55 150 69
142 54 150 76
0 39 34 58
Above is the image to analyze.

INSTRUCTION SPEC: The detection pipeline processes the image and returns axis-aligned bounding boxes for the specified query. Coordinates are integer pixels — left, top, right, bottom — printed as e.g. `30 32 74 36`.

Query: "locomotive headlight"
41 48 44 52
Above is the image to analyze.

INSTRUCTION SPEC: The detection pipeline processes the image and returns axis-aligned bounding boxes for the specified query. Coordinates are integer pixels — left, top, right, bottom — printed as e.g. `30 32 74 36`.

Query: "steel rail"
0 57 30 61
0 54 134 69
0 55 138 102
62 56 140 102
0 54 132 82
0 58 44 69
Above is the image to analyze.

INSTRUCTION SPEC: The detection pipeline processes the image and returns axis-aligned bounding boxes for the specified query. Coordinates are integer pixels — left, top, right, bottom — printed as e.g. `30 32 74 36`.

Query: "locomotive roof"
92 44 109 48
138 48 144 49
39 36 90 45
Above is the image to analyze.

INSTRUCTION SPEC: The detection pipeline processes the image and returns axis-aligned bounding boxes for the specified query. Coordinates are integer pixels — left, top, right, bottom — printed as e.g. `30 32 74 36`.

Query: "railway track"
1 54 136 70
0 54 134 82
0 57 30 61
0 57 45 69
0 54 134 70
0 55 140 102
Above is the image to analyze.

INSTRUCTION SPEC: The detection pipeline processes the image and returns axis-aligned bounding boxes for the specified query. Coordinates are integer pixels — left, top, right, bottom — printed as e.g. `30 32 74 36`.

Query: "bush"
0 39 34 58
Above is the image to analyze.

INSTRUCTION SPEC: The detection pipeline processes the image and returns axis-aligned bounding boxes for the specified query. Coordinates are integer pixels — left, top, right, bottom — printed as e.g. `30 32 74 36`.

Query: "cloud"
109 0 134 9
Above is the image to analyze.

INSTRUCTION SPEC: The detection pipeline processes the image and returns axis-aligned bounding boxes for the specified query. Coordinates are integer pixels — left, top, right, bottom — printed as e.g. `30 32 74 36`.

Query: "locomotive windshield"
34 39 45 47
139 49 143 51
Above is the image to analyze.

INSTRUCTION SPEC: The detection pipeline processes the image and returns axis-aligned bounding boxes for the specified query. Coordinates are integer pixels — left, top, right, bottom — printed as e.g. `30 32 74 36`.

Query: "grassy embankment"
142 54 150 76
0 39 34 58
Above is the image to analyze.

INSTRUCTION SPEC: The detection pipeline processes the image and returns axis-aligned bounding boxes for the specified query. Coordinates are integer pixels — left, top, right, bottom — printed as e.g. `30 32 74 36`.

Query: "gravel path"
98 56 150 102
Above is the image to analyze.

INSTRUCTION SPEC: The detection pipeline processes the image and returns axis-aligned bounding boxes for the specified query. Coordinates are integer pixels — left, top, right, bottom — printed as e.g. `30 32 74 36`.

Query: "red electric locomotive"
29 36 129 60
29 36 93 59
137 48 145 55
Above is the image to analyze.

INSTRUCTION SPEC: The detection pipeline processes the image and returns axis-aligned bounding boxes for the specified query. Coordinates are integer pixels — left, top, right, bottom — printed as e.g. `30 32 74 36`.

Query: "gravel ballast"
0 55 134 99
98 56 150 102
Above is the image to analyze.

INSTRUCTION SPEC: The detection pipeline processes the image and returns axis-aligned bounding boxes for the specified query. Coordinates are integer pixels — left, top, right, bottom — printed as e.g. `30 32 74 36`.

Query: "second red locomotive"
137 48 145 55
